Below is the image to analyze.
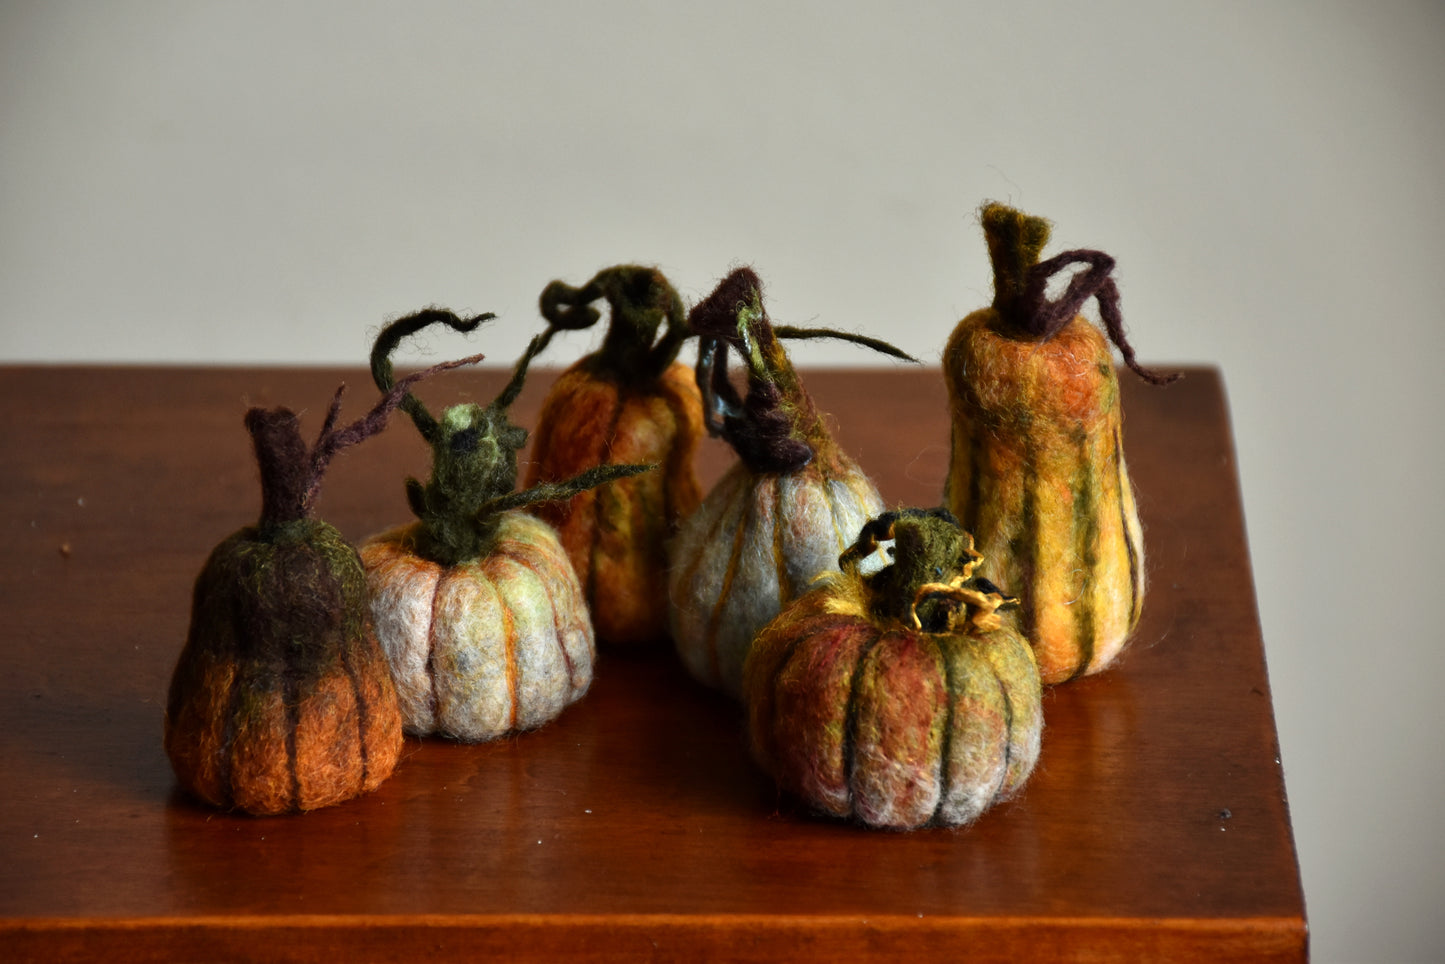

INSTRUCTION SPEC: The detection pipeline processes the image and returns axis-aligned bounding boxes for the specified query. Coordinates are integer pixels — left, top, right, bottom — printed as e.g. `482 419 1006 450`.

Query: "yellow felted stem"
944 307 1143 684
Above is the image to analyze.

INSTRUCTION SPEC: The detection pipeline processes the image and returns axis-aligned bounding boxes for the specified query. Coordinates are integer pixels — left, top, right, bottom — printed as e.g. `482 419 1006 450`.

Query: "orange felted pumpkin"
524 265 704 649
668 267 912 699
361 310 650 742
164 356 479 814
743 507 1042 830
943 203 1178 684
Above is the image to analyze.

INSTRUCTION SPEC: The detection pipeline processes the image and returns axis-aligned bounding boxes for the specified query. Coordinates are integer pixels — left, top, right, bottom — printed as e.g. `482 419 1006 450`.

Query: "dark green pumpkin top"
538 264 690 387
371 309 653 567
840 507 1016 634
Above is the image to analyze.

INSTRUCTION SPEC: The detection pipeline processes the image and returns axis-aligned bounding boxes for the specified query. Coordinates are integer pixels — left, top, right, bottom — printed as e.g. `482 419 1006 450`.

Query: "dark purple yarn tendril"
1018 249 1179 386
699 334 813 473
689 267 814 473
689 267 762 341
730 380 813 473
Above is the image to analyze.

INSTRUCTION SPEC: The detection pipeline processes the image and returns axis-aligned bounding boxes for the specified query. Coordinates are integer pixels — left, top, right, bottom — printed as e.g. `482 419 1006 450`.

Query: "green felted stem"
539 264 690 385
981 202 1052 330
248 356 484 532
373 311 655 568
370 309 496 443
839 507 1013 632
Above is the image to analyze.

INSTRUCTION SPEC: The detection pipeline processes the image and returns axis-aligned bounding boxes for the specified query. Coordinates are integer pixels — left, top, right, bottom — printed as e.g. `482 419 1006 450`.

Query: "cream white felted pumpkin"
668 268 911 699
360 309 649 741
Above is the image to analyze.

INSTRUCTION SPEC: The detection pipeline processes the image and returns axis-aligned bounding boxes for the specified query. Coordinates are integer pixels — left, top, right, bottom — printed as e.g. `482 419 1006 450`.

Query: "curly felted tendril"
689 267 916 474
982 205 1179 386
359 309 655 741
538 264 691 384
369 308 652 566
526 265 705 648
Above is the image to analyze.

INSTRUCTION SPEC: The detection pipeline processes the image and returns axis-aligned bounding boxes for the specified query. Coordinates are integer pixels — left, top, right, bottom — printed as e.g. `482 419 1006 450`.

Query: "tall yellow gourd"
943 204 1176 684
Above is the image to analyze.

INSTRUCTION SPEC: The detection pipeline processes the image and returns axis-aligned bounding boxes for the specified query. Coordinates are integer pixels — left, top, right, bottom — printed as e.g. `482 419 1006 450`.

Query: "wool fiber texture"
361 511 594 741
944 203 1172 684
668 459 882 699
669 266 902 699
742 512 1042 831
166 520 403 814
946 314 1144 683
364 308 647 741
162 362 473 815
527 358 704 647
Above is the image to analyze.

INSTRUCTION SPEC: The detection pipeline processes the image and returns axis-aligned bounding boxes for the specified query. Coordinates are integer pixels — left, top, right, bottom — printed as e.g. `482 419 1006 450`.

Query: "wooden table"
0 365 1306 962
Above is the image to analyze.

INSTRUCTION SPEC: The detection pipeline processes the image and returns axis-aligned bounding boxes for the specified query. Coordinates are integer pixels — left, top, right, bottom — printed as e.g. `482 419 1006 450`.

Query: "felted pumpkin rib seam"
499 592 519 732
1115 426 1140 629
705 492 752 688
585 389 629 614
1067 431 1099 682
931 634 956 827
838 629 887 818
217 654 245 809
425 565 445 730
757 611 813 779
337 633 372 787
498 538 578 693
282 657 301 812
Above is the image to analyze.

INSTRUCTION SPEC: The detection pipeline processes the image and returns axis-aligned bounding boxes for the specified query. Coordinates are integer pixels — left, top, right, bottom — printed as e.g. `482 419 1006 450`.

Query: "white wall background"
3 2 1442 959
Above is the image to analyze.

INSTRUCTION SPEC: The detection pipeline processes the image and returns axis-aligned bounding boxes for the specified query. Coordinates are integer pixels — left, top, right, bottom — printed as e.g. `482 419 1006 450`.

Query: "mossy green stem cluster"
370 310 652 567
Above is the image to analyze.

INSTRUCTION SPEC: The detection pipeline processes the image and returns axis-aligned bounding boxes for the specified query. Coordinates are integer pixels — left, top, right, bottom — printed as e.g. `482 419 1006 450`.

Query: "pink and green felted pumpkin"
164 357 479 815
667 267 912 699
524 265 705 650
943 203 1178 684
360 310 651 742
743 507 1042 830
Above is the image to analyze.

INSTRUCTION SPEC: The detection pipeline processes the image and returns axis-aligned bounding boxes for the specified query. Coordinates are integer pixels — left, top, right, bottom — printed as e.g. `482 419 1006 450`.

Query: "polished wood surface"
0 365 1305 962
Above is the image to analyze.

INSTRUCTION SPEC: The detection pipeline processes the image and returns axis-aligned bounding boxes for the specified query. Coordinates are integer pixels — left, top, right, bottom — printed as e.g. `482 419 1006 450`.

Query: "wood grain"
0 365 1306 962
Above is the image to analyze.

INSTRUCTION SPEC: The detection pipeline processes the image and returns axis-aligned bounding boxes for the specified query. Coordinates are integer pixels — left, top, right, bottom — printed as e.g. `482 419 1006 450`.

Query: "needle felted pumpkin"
360 309 652 742
523 265 704 649
943 203 1179 684
743 507 1042 830
667 267 912 699
164 355 480 815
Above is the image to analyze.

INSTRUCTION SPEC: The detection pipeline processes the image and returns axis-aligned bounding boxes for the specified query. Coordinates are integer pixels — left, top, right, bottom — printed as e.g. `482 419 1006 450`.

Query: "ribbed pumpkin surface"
744 571 1042 830
944 312 1144 684
668 457 882 699
164 521 404 815
526 358 703 647
360 511 595 742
